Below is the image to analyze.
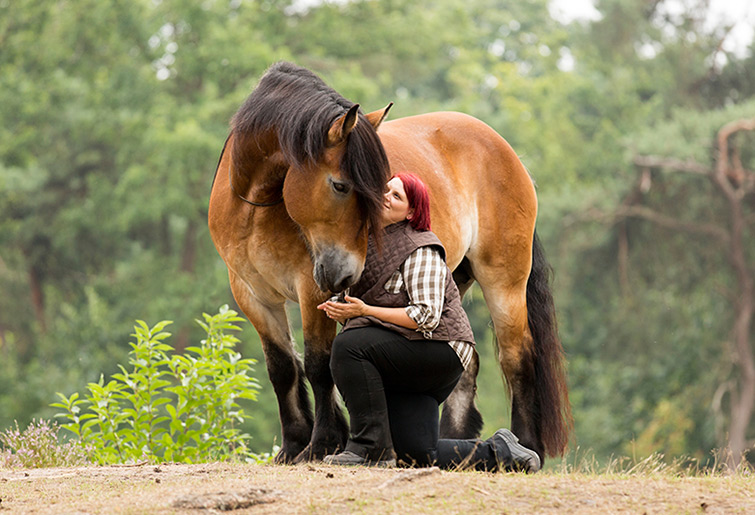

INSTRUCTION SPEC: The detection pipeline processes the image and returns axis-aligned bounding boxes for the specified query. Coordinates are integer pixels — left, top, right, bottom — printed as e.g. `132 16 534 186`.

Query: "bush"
52 305 262 464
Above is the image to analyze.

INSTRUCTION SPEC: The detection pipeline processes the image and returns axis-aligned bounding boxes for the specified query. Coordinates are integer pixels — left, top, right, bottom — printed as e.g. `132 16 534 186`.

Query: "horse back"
378 112 537 272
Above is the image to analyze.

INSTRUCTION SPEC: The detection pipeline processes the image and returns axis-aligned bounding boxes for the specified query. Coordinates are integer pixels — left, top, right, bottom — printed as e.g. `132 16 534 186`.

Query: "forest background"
1 0 754 468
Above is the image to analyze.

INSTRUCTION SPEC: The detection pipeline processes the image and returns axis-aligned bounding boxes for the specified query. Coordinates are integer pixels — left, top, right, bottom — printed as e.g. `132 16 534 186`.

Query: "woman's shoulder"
403 226 446 260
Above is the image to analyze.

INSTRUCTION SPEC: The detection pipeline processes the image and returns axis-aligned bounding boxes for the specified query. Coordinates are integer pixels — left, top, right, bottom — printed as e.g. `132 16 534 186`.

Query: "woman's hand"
317 296 419 330
317 295 368 324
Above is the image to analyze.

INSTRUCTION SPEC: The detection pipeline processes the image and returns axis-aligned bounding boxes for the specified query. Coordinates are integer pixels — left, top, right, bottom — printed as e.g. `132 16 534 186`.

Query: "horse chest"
226 231 307 302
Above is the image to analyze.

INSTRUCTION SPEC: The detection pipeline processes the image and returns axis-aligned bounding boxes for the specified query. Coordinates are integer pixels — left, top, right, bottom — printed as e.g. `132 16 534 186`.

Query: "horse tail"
526 230 573 456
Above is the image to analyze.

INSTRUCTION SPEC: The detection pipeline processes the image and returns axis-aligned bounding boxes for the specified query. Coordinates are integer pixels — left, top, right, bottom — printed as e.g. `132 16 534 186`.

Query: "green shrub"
52 305 262 464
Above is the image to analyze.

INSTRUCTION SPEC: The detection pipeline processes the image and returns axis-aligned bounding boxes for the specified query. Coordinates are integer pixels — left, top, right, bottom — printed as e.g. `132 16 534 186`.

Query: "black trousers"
330 326 463 461
331 326 512 470
388 393 512 471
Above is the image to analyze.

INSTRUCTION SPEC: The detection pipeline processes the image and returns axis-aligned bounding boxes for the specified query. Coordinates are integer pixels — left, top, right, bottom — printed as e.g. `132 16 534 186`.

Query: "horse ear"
365 102 393 131
328 104 360 146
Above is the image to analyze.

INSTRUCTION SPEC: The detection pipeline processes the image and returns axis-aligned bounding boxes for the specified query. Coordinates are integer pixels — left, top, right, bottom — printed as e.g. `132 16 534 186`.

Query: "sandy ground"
1 462 754 514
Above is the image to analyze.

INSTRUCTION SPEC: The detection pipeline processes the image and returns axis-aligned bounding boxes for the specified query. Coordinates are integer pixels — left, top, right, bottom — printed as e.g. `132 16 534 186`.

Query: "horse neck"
230 130 288 202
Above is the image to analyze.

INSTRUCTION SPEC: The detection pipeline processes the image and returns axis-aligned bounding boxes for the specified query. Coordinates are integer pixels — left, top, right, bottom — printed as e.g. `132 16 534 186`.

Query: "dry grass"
1 460 754 514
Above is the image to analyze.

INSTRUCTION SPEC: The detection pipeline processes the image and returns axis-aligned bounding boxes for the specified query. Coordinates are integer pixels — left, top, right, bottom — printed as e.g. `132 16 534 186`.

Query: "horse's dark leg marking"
260 337 314 463
440 349 483 439
508 343 544 463
293 346 348 462
509 233 571 463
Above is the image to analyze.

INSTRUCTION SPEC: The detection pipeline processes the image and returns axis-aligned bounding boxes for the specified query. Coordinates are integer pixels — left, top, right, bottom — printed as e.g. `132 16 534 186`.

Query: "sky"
290 0 754 58
549 0 754 57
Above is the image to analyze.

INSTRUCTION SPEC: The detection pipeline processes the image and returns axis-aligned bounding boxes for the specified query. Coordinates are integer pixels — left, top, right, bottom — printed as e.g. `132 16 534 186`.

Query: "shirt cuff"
405 305 435 338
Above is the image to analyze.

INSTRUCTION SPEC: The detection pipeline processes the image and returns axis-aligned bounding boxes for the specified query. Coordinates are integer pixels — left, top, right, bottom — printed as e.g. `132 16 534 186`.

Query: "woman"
318 172 540 472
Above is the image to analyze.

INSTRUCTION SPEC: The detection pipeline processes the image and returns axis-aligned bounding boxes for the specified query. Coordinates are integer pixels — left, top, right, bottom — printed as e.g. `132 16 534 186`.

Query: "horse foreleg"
439 349 483 439
229 275 313 463
293 299 349 462
260 335 314 463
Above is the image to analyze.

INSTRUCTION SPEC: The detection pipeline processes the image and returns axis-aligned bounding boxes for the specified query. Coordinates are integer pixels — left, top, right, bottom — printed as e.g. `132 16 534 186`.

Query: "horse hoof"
293 443 346 463
293 444 323 463
274 448 299 465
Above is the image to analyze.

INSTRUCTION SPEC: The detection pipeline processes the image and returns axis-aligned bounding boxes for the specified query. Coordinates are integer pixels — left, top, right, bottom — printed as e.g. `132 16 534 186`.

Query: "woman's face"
382 177 414 226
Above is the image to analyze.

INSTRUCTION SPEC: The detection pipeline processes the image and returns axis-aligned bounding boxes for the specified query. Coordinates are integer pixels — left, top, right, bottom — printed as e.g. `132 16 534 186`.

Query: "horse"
208 61 572 465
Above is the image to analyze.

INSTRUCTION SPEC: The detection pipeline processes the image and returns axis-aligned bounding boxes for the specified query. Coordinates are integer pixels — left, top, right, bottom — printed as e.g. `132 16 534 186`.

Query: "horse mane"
231 61 389 237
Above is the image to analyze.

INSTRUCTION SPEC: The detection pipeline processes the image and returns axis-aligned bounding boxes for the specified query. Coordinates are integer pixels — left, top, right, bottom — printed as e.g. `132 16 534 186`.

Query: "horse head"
229 62 392 293
283 103 393 293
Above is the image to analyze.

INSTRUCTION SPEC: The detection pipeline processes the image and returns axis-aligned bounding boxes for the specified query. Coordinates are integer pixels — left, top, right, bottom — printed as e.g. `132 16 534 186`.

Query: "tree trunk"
628 118 755 468
28 263 46 335
712 120 755 470
181 220 197 274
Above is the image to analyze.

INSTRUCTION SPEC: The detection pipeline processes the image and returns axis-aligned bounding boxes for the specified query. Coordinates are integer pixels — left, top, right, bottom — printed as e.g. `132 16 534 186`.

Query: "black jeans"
330 326 463 461
388 393 513 471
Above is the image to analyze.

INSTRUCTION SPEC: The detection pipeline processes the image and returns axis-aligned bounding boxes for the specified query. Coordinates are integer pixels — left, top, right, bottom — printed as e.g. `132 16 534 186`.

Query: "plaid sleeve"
402 247 446 338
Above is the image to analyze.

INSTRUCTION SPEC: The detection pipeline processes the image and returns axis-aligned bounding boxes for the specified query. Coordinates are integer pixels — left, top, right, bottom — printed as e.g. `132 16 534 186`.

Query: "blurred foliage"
1 0 754 465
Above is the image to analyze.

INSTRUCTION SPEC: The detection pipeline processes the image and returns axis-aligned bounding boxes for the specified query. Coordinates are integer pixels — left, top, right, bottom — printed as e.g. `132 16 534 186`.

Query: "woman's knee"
330 330 364 372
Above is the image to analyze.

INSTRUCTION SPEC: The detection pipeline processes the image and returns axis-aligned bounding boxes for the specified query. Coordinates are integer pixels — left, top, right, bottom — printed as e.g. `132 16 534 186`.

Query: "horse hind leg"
479 238 572 464
440 258 484 439
228 275 313 463
486 285 547 462
439 349 483 439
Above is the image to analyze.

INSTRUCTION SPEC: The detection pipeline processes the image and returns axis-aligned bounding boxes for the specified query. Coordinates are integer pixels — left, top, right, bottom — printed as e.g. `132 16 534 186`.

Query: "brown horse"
209 62 571 464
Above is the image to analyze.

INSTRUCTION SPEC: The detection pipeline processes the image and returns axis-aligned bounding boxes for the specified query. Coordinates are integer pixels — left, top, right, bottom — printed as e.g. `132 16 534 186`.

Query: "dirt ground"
1 462 753 514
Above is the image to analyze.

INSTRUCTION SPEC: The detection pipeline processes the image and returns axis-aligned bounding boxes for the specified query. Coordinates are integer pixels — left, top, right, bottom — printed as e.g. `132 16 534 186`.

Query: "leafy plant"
52 306 262 464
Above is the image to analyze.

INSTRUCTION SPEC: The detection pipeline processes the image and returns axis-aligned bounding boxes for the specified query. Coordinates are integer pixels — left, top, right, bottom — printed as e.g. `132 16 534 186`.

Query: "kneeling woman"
318 172 540 472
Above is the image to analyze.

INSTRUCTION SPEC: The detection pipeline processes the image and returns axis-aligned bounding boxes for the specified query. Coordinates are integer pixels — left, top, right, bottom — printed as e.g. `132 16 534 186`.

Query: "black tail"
526 231 573 456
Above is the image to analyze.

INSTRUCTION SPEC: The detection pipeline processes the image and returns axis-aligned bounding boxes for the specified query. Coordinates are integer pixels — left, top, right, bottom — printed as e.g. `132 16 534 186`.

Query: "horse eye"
331 180 350 195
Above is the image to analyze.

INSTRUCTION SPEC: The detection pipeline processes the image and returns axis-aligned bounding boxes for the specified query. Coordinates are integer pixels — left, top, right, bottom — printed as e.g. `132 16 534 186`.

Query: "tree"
627 108 755 468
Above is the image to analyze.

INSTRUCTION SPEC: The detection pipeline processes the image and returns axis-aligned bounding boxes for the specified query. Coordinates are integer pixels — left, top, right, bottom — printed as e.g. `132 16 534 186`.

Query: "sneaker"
493 429 541 473
323 450 396 468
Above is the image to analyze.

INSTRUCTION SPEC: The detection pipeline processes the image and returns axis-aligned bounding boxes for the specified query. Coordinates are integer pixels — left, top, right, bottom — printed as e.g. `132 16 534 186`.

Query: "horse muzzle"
312 246 362 293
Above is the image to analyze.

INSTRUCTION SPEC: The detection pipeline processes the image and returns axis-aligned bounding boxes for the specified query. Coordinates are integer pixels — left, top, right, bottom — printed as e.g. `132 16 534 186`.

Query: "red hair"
393 172 431 231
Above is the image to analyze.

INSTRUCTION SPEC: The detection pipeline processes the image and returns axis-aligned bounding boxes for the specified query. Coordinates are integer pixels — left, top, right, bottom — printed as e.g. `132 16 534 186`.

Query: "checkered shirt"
383 246 474 369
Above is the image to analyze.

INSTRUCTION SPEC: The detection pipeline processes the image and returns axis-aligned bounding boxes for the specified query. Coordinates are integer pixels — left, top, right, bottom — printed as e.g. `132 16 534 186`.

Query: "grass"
2 421 753 513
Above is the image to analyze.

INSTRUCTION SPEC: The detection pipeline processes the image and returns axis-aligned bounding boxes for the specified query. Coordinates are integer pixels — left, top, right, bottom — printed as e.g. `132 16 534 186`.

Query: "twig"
109 460 150 468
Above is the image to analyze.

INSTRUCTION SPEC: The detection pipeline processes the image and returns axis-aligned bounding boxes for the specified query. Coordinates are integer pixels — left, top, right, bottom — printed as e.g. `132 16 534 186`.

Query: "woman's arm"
315 246 447 332
317 296 418 329
401 246 446 336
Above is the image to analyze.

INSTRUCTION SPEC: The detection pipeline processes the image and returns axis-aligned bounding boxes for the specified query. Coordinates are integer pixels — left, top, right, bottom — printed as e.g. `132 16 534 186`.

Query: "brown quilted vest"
342 221 475 345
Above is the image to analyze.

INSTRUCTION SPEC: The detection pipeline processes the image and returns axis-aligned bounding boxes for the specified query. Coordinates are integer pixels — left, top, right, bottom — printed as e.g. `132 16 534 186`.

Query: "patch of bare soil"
1 462 753 514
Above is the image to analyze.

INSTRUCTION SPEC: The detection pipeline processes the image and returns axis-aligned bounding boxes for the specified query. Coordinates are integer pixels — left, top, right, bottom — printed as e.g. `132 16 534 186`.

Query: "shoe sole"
496 429 541 473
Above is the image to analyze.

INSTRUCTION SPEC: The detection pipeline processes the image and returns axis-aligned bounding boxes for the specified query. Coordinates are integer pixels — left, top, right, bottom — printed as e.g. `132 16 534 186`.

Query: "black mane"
231 61 389 236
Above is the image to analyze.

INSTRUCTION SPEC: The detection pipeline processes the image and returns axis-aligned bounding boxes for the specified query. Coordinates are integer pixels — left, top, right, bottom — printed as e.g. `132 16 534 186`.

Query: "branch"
633 155 710 175
613 205 730 243
716 118 755 192
570 206 729 243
